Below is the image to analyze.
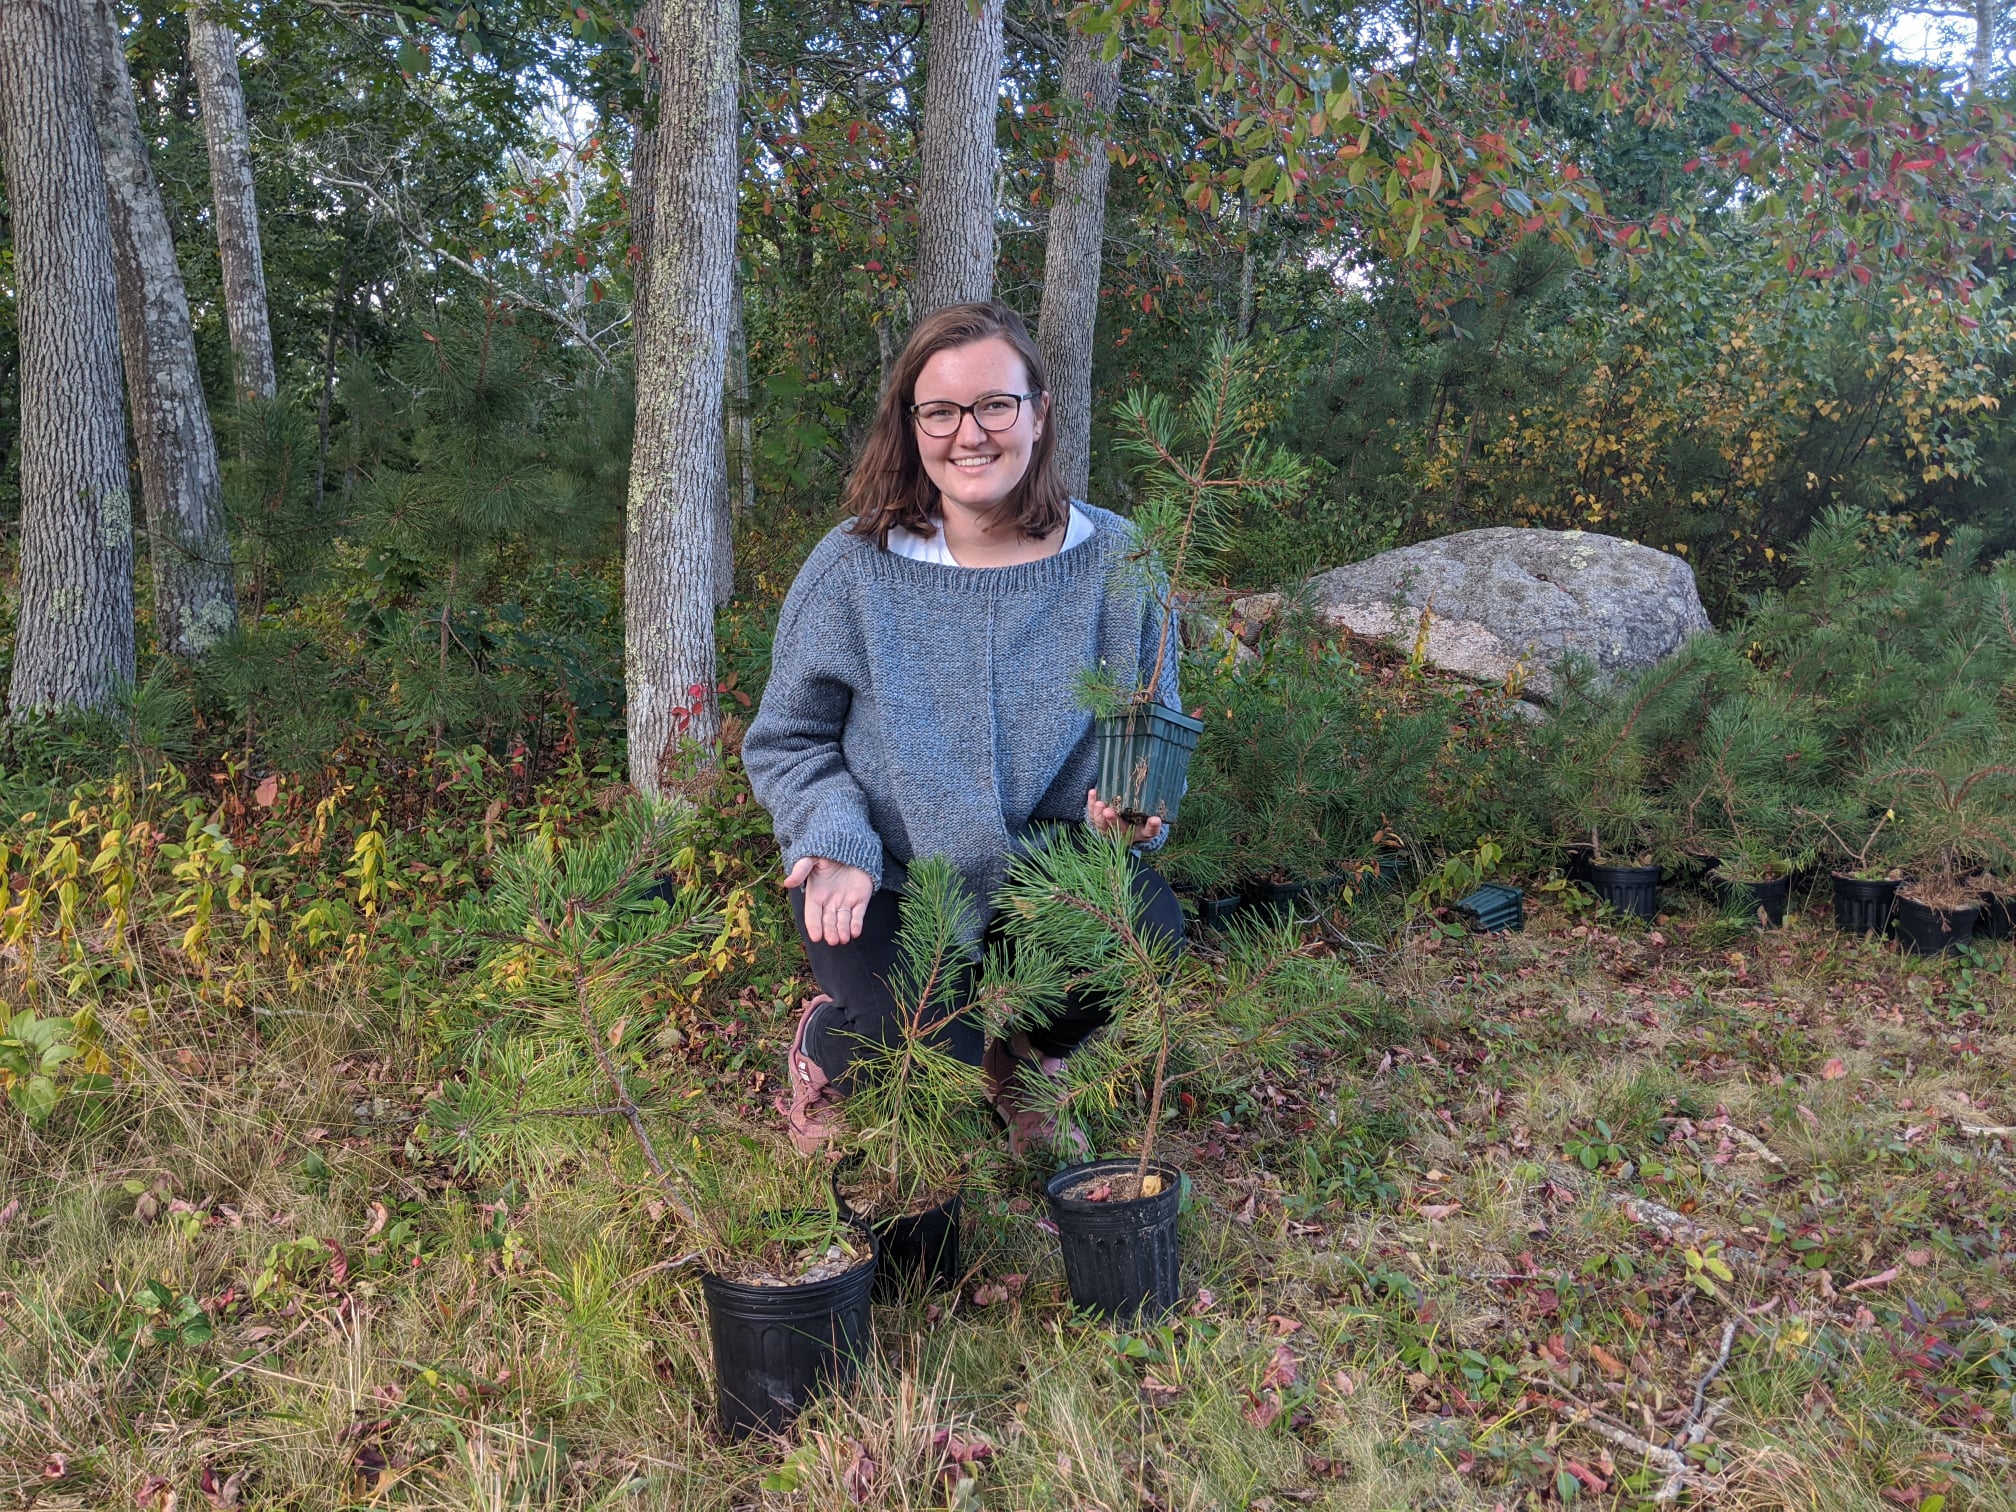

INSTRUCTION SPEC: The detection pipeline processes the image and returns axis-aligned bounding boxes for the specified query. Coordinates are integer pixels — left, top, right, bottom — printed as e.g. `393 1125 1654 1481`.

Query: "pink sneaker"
773 994 843 1157
983 1033 1088 1159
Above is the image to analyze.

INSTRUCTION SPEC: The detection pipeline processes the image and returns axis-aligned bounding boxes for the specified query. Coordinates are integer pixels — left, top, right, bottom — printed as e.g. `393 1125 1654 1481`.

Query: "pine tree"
834 857 995 1218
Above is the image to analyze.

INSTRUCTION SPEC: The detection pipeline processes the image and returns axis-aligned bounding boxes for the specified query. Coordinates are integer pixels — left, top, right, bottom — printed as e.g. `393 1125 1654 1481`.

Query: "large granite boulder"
1290 527 1711 700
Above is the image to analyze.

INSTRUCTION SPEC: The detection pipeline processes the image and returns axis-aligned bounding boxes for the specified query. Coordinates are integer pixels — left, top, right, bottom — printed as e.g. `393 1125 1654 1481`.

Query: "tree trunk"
628 1 666 339
626 0 738 790
912 0 1005 318
1973 0 1997 92
711 269 750 608
0 0 137 716
89 0 237 658
188 0 275 400
726 270 754 518
1237 194 1260 340
1036 24 1119 502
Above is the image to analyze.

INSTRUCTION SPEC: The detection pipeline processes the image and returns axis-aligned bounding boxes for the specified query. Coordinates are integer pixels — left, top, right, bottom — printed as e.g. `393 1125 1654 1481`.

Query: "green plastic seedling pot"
1455 884 1524 933
1095 703 1204 825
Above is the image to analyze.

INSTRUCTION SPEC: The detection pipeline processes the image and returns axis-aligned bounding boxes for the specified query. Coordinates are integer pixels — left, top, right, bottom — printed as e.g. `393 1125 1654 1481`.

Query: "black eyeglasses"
907 391 1039 438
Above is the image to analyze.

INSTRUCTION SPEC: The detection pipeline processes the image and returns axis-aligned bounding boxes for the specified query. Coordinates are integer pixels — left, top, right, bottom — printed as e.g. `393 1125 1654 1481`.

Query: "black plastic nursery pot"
700 1232 878 1439
1095 703 1205 824
1044 1158 1183 1324
1241 878 1310 920
1583 863 1661 920
1831 874 1899 938
1191 894 1247 931
869 1194 962 1299
1894 896 1981 957
1718 876 1790 928
1978 890 2014 942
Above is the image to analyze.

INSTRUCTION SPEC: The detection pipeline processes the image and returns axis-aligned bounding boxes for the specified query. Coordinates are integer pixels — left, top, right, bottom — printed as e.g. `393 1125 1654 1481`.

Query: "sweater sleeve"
741 543 885 889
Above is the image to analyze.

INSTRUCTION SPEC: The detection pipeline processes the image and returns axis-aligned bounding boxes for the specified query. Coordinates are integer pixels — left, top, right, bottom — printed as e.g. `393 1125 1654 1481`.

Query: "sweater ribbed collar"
847 503 1132 596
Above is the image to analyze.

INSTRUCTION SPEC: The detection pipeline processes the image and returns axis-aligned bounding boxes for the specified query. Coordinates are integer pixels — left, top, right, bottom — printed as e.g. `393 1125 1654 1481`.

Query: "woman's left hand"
1087 787 1163 847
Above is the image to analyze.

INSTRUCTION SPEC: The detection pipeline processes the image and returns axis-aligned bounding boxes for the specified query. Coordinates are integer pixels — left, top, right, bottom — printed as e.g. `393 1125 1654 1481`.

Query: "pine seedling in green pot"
1086 335 1308 826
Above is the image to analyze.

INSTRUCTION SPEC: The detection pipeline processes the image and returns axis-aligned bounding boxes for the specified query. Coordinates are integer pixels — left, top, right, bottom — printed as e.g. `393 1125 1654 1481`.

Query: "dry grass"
8 881 2016 1509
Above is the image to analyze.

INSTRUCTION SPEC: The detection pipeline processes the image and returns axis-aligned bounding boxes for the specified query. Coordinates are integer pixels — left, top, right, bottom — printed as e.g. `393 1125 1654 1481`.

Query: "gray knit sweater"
743 503 1180 920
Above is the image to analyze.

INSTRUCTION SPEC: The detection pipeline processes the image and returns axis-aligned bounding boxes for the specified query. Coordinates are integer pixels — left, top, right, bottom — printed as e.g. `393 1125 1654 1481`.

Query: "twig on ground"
1959 1123 2016 1138
1520 1374 1728 1504
1672 1319 1738 1450
1726 1127 1785 1166
209 1315 317 1388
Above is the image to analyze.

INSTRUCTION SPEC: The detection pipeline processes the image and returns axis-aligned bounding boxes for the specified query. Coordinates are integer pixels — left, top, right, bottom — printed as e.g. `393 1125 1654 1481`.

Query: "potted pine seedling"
990 834 1354 1319
677 1128 878 1438
832 859 997 1297
1086 336 1307 827
1859 734 2016 956
1537 660 1693 921
1806 803 1904 938
988 834 1196 1323
1665 682 1828 929
442 804 875 1438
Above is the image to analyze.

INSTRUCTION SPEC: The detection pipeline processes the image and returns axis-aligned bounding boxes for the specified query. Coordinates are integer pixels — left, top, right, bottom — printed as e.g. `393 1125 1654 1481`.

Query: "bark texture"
1973 0 1998 92
626 0 738 790
712 270 751 609
627 1 667 337
913 0 1005 318
0 0 137 715
90 0 237 657
189 1 276 400
1036 24 1120 501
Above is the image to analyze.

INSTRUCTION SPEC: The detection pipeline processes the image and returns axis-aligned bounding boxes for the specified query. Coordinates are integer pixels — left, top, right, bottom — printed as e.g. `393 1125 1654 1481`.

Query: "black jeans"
791 857 1187 1082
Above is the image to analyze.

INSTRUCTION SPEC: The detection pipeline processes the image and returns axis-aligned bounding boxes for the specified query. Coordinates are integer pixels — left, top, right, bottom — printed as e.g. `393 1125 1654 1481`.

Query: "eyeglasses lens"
915 396 1021 437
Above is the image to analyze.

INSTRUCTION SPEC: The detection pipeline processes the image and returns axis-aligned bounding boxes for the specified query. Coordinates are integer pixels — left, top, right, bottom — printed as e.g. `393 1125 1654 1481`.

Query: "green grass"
8 878 2016 1510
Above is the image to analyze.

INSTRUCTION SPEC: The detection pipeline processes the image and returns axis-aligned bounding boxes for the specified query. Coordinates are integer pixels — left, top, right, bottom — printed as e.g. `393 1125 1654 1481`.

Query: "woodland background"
7 3 2016 1510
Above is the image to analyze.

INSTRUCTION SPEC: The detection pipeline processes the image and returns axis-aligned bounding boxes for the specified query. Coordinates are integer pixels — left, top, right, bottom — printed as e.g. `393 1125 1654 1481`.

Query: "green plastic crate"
1456 884 1525 933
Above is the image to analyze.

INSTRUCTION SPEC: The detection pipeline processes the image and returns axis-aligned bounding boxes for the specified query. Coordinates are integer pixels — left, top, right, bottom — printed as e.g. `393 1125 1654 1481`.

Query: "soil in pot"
1095 703 1204 825
1832 873 1900 937
1716 874 1789 928
1045 1158 1182 1324
1895 883 1982 957
701 1229 876 1438
1583 862 1661 920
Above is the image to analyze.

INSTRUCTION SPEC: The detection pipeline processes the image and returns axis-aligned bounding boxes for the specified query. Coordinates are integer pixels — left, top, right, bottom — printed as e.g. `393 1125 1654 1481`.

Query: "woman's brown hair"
843 301 1070 543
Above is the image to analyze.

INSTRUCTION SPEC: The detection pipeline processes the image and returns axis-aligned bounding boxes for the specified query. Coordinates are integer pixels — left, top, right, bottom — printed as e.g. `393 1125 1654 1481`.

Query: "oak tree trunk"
626 0 738 791
89 0 237 658
189 1 276 400
1036 24 1119 502
0 0 137 715
912 0 1005 318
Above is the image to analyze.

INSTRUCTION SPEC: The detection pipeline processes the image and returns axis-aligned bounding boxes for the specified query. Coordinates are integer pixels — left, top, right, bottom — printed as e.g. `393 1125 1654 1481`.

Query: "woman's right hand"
783 855 875 945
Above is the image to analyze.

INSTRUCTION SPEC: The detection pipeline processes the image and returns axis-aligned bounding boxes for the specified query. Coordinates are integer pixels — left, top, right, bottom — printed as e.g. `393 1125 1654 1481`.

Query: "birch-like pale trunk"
1973 0 1998 92
0 0 137 715
189 0 276 400
626 0 738 791
89 0 237 658
913 0 1005 318
1036 24 1120 501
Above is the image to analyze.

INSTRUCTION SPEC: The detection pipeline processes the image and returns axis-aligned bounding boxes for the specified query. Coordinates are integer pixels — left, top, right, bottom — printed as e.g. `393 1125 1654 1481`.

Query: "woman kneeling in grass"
743 300 1186 1156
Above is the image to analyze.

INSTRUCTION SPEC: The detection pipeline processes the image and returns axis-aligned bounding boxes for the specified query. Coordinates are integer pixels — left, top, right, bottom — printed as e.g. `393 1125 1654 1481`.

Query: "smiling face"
911 336 1049 519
